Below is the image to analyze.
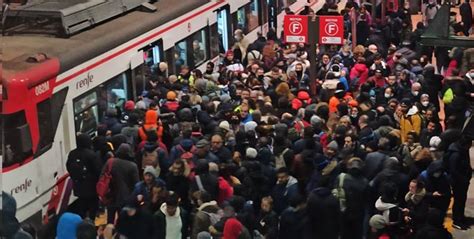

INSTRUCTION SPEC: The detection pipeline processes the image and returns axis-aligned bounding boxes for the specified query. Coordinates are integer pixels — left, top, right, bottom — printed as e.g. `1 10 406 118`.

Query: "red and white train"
1 0 321 225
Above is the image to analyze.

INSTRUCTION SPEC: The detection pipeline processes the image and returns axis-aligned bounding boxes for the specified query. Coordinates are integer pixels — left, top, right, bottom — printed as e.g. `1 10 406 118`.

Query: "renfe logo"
34 81 50 96
11 178 33 195
76 73 94 90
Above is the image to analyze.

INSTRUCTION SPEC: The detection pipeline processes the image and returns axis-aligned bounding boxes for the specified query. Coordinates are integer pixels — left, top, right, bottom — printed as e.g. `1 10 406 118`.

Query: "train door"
217 7 230 52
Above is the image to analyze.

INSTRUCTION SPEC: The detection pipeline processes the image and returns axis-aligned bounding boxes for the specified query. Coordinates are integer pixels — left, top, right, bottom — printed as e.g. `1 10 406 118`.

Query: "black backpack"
67 154 88 183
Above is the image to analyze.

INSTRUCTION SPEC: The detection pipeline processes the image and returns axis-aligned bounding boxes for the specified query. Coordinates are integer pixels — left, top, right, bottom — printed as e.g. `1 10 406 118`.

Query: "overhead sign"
284 15 308 43
319 16 344 45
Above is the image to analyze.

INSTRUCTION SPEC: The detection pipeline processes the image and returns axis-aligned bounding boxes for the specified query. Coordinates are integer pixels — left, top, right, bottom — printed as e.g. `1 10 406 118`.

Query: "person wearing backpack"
102 143 139 224
169 138 196 164
66 134 103 219
190 159 220 201
140 134 169 179
191 191 222 239
138 108 164 142
335 157 369 239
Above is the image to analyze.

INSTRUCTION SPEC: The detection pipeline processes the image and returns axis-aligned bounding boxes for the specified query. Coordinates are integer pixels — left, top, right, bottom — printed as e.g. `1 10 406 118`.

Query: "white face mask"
412 91 419 96
384 93 392 98
421 101 429 107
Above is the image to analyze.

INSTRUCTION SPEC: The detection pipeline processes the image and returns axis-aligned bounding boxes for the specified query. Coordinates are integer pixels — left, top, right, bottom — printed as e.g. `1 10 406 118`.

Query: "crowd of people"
2 1 474 239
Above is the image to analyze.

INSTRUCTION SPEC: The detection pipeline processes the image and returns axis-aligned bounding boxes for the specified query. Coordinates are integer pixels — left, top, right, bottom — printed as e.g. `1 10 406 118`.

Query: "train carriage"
1 0 319 225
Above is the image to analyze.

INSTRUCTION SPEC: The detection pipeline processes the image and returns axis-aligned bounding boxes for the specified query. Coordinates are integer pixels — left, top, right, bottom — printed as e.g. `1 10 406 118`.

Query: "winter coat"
400 112 422 143
337 172 369 220
418 160 451 214
191 201 221 239
1 192 34 239
190 173 220 201
445 142 472 185
404 189 429 231
116 209 157 239
138 110 163 142
306 187 340 239
66 135 102 198
364 151 390 181
155 203 188 239
256 210 278 237
107 158 140 207
349 63 369 89
278 207 308 239
272 176 299 214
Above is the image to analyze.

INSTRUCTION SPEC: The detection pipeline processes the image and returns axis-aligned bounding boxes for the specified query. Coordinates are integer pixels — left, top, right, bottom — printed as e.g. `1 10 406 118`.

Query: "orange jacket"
138 110 163 141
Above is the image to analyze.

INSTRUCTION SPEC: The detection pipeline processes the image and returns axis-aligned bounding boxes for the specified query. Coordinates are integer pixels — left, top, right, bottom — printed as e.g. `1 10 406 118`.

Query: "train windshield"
2 110 33 168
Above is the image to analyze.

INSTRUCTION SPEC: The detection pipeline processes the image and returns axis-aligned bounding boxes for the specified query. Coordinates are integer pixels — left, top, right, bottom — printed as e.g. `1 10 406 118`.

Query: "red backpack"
96 158 114 204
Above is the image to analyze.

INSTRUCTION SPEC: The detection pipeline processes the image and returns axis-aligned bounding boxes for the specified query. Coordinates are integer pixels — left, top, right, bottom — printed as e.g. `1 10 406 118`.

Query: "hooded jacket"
306 187 340 239
272 176 299 214
138 110 163 141
350 63 369 87
419 160 451 213
191 201 221 239
56 212 83 239
155 203 188 239
66 134 102 198
1 192 33 239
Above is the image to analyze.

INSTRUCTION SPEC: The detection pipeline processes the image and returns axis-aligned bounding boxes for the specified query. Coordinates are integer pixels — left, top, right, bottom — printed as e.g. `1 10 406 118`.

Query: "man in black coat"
106 143 140 223
306 183 340 239
66 134 103 219
460 0 473 36
445 137 472 230
337 158 369 239
190 159 220 200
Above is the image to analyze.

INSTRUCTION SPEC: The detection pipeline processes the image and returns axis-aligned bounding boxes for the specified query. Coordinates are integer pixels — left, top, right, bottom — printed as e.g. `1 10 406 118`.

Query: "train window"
234 3 259 34
98 73 128 116
74 91 97 115
174 41 188 72
217 8 230 52
248 0 259 32
234 7 247 33
191 29 208 67
261 0 269 24
142 39 164 76
36 99 53 152
35 88 69 156
2 110 32 168
209 24 220 58
74 91 99 135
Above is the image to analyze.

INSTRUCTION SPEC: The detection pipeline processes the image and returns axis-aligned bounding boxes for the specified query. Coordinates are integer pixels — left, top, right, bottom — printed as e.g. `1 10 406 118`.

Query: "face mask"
351 113 358 118
384 93 392 98
433 172 442 178
421 101 429 107
469 72 474 79
412 91 419 96
235 35 242 41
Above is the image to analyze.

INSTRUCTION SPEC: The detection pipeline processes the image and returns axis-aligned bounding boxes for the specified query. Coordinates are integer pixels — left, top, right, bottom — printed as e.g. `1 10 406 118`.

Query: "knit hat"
219 120 231 132
223 218 243 239
310 115 323 126
196 139 210 148
209 162 219 173
369 214 388 229
143 165 157 178
429 136 442 152
124 100 135 111
167 91 177 101
327 141 339 150
244 121 258 132
246 148 258 159
116 143 134 159
136 100 147 110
